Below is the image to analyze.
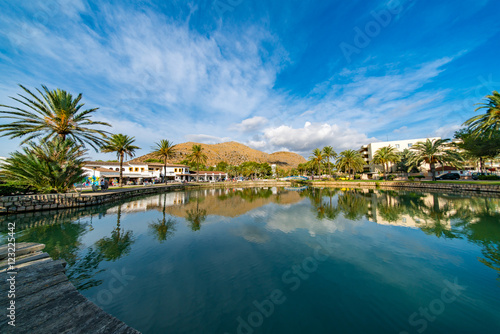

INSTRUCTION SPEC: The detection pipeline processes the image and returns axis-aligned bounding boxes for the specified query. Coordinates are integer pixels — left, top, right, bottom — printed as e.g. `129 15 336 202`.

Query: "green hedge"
478 175 500 180
0 182 37 196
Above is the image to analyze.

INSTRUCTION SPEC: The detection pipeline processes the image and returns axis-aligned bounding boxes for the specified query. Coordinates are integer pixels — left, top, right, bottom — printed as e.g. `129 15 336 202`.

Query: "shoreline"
1 180 500 215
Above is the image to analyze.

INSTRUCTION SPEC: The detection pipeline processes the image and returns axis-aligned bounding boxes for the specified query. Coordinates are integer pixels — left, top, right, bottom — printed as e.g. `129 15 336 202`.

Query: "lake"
1 187 500 334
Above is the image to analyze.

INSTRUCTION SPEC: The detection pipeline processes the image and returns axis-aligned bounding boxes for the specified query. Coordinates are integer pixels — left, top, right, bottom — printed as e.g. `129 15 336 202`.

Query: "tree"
187 144 208 182
101 134 140 187
0 137 87 193
309 148 324 179
151 139 176 183
336 150 365 179
463 91 500 137
322 146 337 178
407 139 463 181
0 84 111 151
396 149 419 174
372 146 401 180
454 128 500 172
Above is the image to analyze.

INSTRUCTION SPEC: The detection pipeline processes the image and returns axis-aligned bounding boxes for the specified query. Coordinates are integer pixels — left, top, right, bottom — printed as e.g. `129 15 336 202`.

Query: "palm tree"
0 137 87 193
309 148 324 180
407 139 463 181
101 134 140 187
322 146 337 178
0 84 111 151
464 91 500 137
336 150 365 179
151 139 176 183
187 144 208 182
372 145 401 180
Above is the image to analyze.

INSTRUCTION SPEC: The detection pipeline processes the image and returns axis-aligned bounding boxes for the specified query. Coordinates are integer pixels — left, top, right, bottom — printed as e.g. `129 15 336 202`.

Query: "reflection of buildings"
365 192 455 230
103 188 303 218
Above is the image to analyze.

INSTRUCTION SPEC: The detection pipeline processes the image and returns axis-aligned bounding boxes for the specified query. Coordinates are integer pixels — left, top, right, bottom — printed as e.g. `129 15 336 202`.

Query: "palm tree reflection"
149 193 177 242
95 205 134 261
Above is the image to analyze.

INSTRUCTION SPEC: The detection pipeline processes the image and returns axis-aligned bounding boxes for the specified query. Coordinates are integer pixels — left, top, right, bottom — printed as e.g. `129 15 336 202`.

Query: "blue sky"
0 0 499 159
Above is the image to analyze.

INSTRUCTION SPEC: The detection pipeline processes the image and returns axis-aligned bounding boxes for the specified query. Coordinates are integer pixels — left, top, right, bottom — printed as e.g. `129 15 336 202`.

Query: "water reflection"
149 192 177 242
301 188 500 280
1 187 500 288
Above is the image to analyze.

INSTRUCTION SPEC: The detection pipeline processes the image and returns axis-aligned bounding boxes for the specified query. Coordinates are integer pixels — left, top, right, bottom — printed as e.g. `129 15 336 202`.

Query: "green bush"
0 181 37 195
387 175 396 181
478 175 500 180
354 174 361 180
408 176 415 181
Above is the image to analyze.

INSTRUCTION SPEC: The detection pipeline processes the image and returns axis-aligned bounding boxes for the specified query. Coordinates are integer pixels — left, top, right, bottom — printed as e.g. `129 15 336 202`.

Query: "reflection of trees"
95 205 134 261
217 188 273 202
17 219 88 266
337 190 369 221
186 193 207 231
376 191 404 223
149 193 177 242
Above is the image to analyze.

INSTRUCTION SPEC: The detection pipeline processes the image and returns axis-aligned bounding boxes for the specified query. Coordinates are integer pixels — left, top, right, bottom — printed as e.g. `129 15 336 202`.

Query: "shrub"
354 174 361 180
408 176 415 181
0 181 37 195
478 175 500 180
387 175 396 181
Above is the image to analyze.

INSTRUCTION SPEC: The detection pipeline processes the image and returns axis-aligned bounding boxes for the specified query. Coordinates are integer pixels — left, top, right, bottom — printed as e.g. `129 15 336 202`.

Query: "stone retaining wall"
310 181 500 193
0 185 184 215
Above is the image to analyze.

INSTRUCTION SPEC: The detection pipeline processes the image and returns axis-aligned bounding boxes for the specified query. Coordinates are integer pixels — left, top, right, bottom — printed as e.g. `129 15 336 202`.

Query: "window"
129 167 133 172
395 144 400 149
141 168 144 172
175 168 178 172
135 168 139 172
408 143 412 148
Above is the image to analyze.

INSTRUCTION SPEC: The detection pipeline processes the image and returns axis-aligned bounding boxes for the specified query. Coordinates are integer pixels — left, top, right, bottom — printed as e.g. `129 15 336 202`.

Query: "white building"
359 137 441 173
83 161 228 184
83 161 192 183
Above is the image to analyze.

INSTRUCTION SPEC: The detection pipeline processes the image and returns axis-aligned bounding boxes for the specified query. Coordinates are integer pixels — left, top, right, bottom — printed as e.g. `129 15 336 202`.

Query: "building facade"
359 137 441 173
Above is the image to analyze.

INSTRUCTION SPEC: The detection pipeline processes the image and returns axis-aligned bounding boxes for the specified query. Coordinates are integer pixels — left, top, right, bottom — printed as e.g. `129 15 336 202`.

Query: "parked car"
471 172 488 180
436 173 460 180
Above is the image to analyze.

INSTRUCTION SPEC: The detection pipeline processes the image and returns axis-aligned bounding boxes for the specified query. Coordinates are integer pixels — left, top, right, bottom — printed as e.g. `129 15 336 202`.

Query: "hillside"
129 141 306 169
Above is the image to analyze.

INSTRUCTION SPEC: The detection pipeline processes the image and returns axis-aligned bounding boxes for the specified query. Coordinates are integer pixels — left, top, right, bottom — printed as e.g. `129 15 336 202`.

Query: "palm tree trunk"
163 158 167 184
430 162 436 181
119 153 124 187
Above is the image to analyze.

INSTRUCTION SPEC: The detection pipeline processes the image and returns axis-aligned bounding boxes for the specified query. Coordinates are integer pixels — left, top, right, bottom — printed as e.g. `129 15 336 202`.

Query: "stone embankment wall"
310 181 500 194
0 185 184 215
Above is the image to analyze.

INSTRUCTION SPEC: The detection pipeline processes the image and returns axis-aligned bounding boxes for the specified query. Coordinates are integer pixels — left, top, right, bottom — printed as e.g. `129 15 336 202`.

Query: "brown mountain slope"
129 141 306 169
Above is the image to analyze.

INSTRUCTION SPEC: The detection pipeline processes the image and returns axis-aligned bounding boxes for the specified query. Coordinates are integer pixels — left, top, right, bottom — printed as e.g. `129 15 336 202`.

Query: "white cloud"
185 134 231 144
234 116 268 133
262 121 375 155
433 124 462 139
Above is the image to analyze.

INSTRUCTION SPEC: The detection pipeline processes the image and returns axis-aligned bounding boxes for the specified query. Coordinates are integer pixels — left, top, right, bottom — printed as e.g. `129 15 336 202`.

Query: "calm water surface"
1 187 500 334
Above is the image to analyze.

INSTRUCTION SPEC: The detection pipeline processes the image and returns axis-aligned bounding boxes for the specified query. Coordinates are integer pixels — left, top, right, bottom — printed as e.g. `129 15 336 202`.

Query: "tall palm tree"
336 149 365 179
464 91 500 137
101 134 140 187
407 139 463 181
151 139 176 183
372 145 401 180
322 146 337 178
309 148 324 180
187 144 208 182
0 84 111 151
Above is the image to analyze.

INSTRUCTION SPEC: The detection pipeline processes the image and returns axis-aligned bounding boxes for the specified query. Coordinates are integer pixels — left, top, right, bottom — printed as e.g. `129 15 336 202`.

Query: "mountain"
128 141 306 169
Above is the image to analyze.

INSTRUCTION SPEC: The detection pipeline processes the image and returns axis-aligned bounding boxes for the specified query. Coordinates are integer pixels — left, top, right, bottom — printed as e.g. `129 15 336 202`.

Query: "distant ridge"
129 141 306 169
